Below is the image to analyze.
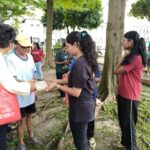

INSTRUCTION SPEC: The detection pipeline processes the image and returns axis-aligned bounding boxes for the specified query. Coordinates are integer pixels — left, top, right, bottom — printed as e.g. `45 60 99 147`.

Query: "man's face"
16 44 30 56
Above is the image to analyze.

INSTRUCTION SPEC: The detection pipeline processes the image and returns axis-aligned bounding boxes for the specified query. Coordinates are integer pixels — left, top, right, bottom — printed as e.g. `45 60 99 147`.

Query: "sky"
102 0 150 31
88 0 150 48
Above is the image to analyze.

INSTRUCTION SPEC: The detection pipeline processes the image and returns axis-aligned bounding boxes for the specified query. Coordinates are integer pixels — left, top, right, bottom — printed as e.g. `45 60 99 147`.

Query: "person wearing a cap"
6 34 41 150
114 31 147 150
0 24 38 150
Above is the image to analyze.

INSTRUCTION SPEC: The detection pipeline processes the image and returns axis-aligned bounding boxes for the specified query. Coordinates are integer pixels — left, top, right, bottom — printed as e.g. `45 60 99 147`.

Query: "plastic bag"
0 85 21 125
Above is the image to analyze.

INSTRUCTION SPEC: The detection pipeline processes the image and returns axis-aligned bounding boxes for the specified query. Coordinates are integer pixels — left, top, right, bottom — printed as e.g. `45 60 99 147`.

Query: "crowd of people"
0 23 147 150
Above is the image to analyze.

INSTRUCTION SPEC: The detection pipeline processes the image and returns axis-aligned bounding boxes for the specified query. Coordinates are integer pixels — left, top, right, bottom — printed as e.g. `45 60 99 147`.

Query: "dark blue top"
68 56 96 122
69 59 101 101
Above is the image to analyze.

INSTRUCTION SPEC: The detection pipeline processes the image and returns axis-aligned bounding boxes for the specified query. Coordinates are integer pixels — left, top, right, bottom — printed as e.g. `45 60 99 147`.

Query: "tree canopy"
42 0 103 32
0 0 45 22
129 0 150 21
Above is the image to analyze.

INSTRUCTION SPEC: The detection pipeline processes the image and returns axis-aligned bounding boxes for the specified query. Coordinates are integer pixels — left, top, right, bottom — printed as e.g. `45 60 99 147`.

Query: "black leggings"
117 95 139 150
70 121 88 150
0 124 8 150
87 120 95 139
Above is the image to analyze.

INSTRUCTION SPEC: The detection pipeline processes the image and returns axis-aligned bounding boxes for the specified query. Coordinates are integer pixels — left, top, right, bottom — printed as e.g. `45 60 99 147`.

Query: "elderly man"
6 34 41 150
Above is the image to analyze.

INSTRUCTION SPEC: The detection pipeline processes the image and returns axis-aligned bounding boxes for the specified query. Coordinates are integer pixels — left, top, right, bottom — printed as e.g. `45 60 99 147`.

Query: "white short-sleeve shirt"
6 52 36 108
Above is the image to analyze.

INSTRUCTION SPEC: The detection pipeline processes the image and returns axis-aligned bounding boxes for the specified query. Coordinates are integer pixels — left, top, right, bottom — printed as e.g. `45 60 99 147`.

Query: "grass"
98 85 150 149
7 84 150 149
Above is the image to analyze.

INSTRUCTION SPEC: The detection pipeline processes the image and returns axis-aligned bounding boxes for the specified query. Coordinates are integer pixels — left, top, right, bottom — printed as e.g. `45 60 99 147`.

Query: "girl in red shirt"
31 42 45 80
114 31 146 150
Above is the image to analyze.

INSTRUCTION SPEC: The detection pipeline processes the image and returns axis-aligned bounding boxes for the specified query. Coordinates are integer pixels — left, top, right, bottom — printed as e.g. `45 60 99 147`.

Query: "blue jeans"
69 121 88 150
35 62 43 80
0 124 8 150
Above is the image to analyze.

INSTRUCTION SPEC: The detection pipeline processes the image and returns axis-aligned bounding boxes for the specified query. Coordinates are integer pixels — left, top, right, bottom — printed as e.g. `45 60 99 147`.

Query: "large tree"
44 0 54 69
99 0 126 102
42 0 103 33
43 0 103 69
129 0 150 21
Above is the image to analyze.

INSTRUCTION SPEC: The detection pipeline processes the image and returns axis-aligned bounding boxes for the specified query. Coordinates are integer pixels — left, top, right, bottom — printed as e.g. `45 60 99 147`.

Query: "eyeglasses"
121 39 131 43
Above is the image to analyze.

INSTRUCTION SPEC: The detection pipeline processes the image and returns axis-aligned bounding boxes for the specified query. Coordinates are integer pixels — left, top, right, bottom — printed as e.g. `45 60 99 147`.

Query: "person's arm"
55 60 68 65
0 69 32 95
114 54 139 75
114 52 128 75
48 78 68 85
57 84 81 97
0 55 35 95
45 82 82 97
114 56 126 75
114 66 126 75
54 51 68 65
41 50 46 58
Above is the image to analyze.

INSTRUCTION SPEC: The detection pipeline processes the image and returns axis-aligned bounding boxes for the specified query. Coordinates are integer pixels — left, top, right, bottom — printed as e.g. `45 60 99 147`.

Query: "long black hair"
121 31 147 67
33 42 40 49
0 23 16 48
66 31 98 74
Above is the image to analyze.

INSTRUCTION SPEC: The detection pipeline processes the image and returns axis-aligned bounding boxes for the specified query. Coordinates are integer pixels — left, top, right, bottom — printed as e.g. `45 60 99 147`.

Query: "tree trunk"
99 0 126 102
43 0 54 70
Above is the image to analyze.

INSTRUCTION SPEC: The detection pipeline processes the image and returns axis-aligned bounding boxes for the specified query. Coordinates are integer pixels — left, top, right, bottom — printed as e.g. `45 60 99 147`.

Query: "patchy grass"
7 84 150 150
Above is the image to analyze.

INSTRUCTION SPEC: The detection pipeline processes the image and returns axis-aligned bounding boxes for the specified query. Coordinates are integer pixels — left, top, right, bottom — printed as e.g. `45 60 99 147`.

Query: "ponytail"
66 31 98 74
121 31 146 66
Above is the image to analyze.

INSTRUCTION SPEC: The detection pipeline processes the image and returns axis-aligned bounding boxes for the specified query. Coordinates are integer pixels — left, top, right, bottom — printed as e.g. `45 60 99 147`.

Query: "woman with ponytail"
114 31 146 150
46 31 98 150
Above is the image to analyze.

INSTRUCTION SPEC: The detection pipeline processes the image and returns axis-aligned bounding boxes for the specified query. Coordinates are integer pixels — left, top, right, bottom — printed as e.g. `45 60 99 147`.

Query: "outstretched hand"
45 81 58 92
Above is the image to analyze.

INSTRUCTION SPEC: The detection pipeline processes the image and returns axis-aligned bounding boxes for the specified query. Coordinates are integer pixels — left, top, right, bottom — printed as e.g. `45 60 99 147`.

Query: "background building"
18 0 150 51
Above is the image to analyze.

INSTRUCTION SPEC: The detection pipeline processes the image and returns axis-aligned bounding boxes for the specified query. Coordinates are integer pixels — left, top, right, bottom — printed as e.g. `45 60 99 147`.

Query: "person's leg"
25 103 36 138
126 100 138 150
70 121 88 150
87 120 95 139
17 108 27 150
117 95 126 146
117 95 138 150
26 113 33 138
25 103 41 145
0 124 8 150
87 120 96 148
17 117 26 145
35 62 43 80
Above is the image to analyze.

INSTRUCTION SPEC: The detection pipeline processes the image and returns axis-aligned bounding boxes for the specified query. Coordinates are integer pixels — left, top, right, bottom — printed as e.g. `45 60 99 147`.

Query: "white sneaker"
88 137 96 149
96 98 102 106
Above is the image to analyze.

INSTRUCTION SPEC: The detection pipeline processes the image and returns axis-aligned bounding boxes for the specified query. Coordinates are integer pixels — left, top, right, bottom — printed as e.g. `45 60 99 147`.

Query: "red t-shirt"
118 55 143 100
31 49 45 62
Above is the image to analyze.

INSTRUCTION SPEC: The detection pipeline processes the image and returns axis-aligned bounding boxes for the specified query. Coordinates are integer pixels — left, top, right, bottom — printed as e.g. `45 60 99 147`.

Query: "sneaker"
88 137 96 149
61 97 66 102
17 144 26 150
30 136 42 146
96 98 103 106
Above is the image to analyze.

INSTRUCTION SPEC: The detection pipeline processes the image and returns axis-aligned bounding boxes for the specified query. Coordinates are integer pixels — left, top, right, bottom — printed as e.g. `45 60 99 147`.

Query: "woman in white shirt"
0 23 36 150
